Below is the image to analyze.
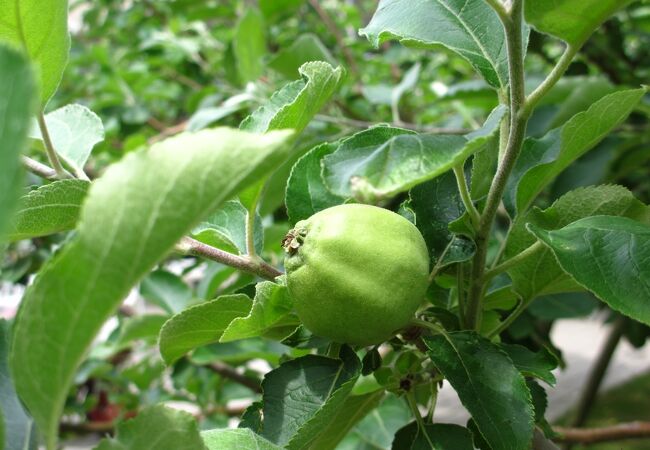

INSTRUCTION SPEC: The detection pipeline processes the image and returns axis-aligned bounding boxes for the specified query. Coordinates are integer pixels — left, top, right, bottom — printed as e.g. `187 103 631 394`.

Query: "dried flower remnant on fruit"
282 228 305 254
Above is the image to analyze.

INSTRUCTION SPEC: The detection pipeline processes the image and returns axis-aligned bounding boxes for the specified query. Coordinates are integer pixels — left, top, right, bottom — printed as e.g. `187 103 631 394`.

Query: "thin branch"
209 361 262 393
22 156 57 179
37 112 71 179
453 165 481 230
486 298 528 339
147 120 188 145
484 241 543 281
569 316 627 431
308 0 360 76
466 0 527 330
176 237 282 281
314 114 469 134
553 422 650 444
523 44 579 118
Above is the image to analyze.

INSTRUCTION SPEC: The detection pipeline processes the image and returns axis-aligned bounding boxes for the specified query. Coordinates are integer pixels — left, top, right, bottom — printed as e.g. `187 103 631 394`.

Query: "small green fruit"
283 204 430 346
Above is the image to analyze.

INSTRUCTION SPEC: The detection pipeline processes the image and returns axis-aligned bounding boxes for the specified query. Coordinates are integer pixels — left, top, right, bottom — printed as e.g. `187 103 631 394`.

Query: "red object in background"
86 391 121 423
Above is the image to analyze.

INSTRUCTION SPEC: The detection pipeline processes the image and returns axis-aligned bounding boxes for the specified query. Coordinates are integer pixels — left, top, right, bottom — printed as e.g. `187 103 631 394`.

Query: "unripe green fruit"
283 204 430 346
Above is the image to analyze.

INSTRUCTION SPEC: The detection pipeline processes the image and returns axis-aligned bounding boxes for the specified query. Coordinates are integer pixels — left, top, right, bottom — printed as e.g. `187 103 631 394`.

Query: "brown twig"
209 361 262 393
554 422 650 444
22 156 57 179
147 120 188 145
176 237 282 281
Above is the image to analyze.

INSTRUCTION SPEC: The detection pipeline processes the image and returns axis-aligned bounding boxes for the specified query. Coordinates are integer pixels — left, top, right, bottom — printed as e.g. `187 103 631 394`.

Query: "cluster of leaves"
1 0 649 449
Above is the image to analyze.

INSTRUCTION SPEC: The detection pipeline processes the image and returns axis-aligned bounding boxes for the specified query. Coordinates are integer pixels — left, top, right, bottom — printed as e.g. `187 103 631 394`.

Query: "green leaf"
30 104 104 178
424 332 534 450
192 200 263 255
0 0 70 104
498 344 558 386
10 128 293 449
360 0 511 88
260 0 305 21
233 8 267 83
0 321 37 450
117 315 168 347
269 33 336 79
159 294 252 365
202 428 281 450
94 405 205 450
140 270 193 314
505 185 650 300
391 63 421 121
241 61 343 134
0 46 35 241
392 422 474 450
8 180 89 241
470 137 499 201
528 216 650 326
285 142 345 224
261 347 361 449
407 172 465 260
524 0 633 46
528 293 599 320
505 88 646 216
221 281 300 342
307 390 386 450
323 106 504 201
340 394 411 449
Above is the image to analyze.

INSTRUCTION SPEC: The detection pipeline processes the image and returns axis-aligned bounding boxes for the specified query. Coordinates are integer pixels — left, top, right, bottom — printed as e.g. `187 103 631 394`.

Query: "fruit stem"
176 237 282 281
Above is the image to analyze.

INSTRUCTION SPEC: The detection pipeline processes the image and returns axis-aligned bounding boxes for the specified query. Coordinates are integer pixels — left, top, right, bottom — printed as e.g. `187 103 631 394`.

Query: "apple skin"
283 204 430 346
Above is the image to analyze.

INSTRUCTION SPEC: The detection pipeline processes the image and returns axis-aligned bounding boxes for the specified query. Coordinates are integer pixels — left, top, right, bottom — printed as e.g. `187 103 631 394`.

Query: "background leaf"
10 128 292 449
407 171 466 261
269 33 336 79
202 428 280 450
221 281 300 342
191 200 263 255
0 46 35 240
323 106 504 201
498 344 558 386
525 0 633 46
233 8 267 83
360 0 510 88
505 88 645 215
30 104 104 178
261 348 361 449
95 405 205 450
285 142 345 224
159 294 253 365
0 0 70 104
425 332 534 450
0 321 37 450
505 185 650 300
529 216 650 326
307 390 386 450
140 270 194 314
241 61 343 134
392 422 474 450
8 180 89 241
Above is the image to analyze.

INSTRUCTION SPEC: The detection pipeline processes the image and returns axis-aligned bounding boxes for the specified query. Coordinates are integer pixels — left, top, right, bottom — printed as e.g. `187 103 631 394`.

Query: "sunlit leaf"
10 128 292 449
